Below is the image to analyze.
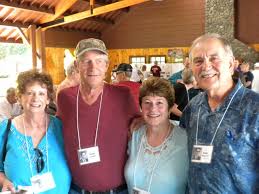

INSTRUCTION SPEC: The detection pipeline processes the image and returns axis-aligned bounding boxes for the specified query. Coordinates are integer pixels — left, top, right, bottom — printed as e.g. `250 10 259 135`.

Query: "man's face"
184 57 190 68
191 39 234 91
7 92 17 104
77 51 108 89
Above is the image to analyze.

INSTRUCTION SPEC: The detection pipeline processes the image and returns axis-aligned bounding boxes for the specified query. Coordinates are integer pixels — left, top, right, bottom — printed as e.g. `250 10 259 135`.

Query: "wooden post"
29 25 37 69
36 28 46 71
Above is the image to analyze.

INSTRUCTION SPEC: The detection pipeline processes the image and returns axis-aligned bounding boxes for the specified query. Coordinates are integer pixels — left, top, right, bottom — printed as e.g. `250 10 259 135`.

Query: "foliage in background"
0 43 29 60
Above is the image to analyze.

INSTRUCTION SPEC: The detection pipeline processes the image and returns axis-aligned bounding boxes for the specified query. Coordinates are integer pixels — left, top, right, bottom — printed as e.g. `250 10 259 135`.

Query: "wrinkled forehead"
191 38 226 58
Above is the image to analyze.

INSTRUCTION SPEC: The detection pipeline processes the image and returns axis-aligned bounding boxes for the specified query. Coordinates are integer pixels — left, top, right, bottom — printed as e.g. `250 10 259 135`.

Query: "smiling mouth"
148 114 160 118
30 104 41 108
200 73 217 78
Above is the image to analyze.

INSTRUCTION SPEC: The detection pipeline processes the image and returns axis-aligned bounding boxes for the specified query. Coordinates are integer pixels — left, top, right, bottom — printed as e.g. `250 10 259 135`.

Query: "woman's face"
141 95 169 127
20 81 50 114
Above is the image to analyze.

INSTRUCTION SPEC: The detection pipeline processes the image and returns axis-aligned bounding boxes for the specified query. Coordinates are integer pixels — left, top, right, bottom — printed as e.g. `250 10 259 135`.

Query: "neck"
79 83 104 104
23 112 47 129
207 80 235 111
146 121 172 147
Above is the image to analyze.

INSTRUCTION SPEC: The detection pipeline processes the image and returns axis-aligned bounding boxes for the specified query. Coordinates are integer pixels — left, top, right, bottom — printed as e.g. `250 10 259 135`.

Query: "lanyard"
76 86 103 149
133 125 171 192
195 85 242 145
23 114 49 177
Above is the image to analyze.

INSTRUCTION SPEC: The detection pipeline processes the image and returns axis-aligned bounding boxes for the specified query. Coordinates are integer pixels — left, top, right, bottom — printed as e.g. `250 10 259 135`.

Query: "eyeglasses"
34 148 45 173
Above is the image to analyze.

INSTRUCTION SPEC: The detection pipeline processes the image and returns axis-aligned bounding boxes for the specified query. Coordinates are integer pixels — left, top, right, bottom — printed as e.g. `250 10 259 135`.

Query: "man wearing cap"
57 38 140 194
113 63 141 107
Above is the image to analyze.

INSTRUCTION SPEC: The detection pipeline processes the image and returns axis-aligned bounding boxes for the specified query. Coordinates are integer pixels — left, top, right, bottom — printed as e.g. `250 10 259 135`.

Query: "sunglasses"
34 148 45 173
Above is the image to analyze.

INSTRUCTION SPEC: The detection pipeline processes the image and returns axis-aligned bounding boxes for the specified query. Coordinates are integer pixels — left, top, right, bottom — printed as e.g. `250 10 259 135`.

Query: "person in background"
113 63 141 106
125 77 188 194
141 65 150 81
180 33 259 193
240 61 254 89
56 61 80 96
252 62 259 93
170 68 202 122
0 70 71 193
57 38 140 194
0 87 22 122
150 61 161 77
168 56 190 85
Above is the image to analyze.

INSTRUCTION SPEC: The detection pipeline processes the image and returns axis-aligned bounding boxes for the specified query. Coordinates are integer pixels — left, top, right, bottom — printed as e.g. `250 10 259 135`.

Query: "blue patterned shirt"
180 80 259 194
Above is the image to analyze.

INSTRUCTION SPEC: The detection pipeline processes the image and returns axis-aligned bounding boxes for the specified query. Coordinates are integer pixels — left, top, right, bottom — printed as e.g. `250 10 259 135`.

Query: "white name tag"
132 187 150 194
78 146 100 165
191 145 214 164
30 172 56 193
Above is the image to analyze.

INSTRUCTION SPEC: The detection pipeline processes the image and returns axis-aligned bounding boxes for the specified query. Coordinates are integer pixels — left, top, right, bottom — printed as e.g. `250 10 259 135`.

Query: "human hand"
130 116 145 134
1 178 15 193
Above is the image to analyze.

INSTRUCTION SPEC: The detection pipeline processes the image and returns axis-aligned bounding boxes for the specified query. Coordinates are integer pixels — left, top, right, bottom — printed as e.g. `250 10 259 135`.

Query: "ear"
228 56 235 75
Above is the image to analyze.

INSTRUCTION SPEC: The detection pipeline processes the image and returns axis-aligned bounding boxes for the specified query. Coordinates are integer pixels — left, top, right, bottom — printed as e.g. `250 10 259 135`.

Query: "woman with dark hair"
0 70 71 193
125 77 188 194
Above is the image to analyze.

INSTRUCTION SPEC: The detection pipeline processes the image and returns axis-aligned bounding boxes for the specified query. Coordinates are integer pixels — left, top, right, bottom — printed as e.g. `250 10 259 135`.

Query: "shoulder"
173 126 187 139
105 83 132 96
240 88 259 112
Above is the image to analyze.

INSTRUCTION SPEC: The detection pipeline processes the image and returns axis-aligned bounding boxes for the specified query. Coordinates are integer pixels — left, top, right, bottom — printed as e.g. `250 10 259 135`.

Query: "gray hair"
189 33 234 62
65 61 77 76
6 87 16 96
182 69 194 84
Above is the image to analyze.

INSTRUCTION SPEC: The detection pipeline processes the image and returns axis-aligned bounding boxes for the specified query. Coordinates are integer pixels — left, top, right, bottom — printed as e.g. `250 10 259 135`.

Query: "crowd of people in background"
0 33 258 194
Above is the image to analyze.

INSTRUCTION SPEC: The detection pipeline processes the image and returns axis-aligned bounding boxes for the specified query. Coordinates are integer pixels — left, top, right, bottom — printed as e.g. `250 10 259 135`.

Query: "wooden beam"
41 0 149 30
0 37 22 43
36 28 46 71
87 16 115 25
0 20 30 28
39 0 78 23
29 25 37 69
0 0 54 15
17 27 41 59
84 0 130 13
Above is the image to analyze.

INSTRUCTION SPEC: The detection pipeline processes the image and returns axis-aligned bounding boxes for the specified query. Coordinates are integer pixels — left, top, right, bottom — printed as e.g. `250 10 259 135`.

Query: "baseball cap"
113 63 133 73
75 38 108 57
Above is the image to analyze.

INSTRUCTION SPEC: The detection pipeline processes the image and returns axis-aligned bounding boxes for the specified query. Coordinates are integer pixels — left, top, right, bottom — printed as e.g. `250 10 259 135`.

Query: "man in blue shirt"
168 56 190 85
180 34 259 193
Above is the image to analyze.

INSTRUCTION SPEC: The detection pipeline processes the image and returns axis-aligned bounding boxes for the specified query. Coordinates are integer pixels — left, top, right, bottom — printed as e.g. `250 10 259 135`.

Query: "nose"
202 57 212 70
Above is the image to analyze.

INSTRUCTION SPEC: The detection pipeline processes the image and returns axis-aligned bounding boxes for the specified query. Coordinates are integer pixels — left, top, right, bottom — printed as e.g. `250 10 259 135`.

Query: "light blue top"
125 124 188 194
180 80 259 193
0 116 71 194
168 70 183 85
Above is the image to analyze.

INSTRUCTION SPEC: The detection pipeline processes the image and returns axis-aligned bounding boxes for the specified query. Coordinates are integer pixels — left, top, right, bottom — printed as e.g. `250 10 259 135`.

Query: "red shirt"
115 81 141 107
150 64 162 77
57 84 139 191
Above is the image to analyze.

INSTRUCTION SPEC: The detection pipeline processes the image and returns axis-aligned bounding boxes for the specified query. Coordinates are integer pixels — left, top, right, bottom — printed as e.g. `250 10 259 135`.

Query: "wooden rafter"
0 19 30 28
39 0 78 23
40 0 149 30
63 10 115 25
0 0 55 15
0 37 22 43
17 27 41 59
84 0 130 13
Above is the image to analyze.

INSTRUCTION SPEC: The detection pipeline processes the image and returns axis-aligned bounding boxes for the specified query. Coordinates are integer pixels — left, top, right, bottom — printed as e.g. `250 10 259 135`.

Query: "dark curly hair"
139 77 175 110
17 69 54 100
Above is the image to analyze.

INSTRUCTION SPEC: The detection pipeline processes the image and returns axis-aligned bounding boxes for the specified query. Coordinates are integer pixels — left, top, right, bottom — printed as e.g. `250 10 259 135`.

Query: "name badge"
30 172 56 193
191 145 214 164
132 187 150 194
78 146 100 165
